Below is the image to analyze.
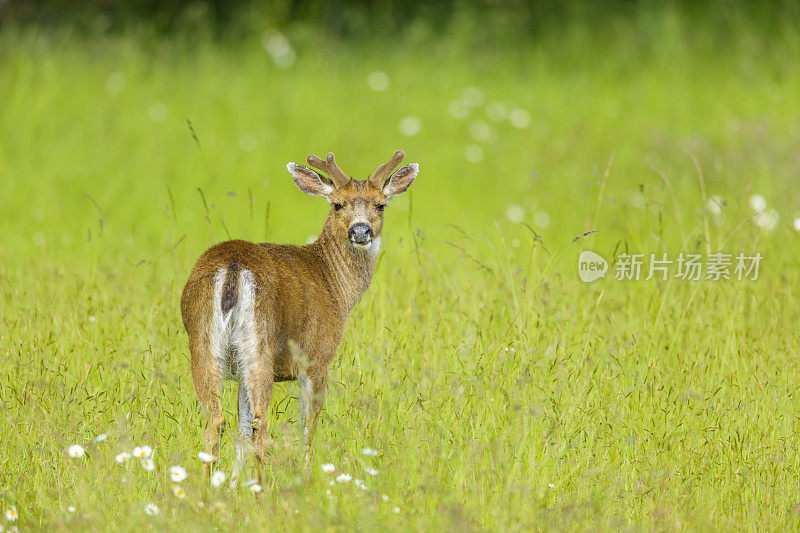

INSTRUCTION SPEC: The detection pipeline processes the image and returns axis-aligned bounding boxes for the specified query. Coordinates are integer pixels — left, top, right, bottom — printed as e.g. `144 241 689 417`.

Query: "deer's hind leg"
189 334 225 478
246 346 274 486
230 269 275 486
229 379 255 488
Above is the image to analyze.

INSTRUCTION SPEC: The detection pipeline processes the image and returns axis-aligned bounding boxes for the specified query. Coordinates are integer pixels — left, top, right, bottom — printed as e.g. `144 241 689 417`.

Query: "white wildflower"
335 473 352 483
211 471 226 488
133 445 152 458
173 485 186 499
141 458 155 471
5 506 19 521
67 444 85 458
144 503 159 516
364 467 378 476
321 463 335 474
197 451 214 463
754 209 779 231
115 452 131 464
169 465 187 482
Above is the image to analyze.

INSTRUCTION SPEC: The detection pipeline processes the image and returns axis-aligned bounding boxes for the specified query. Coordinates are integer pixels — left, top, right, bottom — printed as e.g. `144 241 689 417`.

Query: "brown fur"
180 150 418 481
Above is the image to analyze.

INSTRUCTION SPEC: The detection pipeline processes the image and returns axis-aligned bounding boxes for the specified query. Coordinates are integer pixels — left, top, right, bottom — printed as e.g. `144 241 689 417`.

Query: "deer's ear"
287 163 334 197
383 163 419 199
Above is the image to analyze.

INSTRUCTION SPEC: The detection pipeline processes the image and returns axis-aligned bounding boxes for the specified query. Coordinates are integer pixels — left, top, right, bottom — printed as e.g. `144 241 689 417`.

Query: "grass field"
2 8 800 530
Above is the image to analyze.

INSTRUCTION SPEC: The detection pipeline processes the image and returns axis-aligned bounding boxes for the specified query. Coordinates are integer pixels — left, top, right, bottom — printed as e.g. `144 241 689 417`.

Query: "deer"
180 149 419 485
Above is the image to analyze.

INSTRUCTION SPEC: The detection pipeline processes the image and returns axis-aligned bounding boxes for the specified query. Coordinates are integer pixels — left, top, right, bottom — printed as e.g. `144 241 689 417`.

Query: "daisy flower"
249 484 262 494
144 503 159 516
361 448 379 457
115 452 131 464
197 452 214 463
364 467 378 476
169 465 187 482
5 506 19 521
335 473 352 483
93 434 108 443
67 444 85 458
172 485 186 499
320 463 335 474
393 506 400 514
133 445 152 458
382 494 389 502
141 458 155 471
210 471 226 488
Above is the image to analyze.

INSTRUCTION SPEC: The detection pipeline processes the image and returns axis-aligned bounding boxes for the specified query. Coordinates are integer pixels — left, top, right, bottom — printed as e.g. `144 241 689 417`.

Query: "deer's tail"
220 260 240 315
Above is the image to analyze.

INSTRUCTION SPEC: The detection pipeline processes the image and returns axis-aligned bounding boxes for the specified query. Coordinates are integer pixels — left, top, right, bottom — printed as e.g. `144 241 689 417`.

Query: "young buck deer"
180 150 418 484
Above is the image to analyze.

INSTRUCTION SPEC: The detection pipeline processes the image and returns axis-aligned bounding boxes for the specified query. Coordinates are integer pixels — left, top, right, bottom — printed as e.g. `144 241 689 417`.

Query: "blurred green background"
2 1 800 530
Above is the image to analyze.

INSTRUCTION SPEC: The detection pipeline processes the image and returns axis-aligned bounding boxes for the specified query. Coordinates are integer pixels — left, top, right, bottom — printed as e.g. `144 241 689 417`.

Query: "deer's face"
327 180 387 247
287 151 419 250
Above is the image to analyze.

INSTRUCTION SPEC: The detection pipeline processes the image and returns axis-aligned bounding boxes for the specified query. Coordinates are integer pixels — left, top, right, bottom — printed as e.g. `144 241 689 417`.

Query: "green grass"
2 11 800 531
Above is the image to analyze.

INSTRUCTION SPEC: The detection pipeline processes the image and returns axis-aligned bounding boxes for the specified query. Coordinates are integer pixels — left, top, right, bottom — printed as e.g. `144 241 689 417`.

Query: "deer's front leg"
298 370 327 469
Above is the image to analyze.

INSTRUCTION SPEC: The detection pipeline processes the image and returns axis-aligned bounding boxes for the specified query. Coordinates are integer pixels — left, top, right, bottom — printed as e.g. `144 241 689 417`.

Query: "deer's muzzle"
348 223 373 245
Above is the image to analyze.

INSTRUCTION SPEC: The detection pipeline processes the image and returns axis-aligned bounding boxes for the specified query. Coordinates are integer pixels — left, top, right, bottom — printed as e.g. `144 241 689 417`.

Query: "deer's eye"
376 204 386 212
332 203 344 211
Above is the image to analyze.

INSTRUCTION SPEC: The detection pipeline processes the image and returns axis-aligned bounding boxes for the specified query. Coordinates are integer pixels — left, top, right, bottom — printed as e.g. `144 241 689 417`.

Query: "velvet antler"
306 152 350 189
369 150 405 189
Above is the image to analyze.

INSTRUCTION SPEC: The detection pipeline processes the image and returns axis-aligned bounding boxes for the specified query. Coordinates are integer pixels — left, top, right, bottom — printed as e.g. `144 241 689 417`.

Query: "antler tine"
325 152 350 188
369 150 405 188
305 152 350 188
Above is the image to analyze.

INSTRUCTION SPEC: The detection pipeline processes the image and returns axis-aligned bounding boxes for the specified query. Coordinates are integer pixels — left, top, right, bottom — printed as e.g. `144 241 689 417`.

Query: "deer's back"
181 240 344 377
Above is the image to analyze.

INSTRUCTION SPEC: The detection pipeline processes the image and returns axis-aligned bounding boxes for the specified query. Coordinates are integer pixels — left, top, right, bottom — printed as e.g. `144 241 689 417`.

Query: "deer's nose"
348 223 373 244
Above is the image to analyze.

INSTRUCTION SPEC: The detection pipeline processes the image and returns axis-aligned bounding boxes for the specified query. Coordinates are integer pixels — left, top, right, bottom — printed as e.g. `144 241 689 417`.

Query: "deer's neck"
314 217 380 315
